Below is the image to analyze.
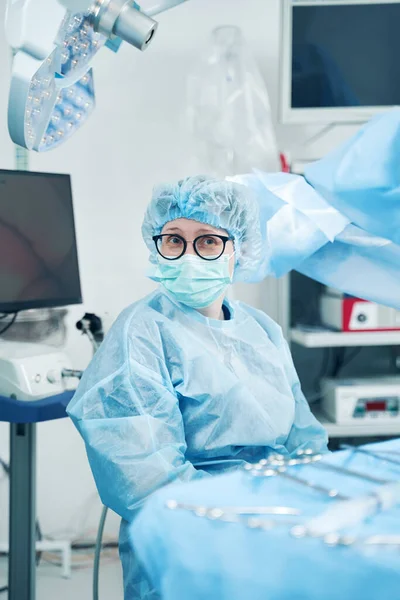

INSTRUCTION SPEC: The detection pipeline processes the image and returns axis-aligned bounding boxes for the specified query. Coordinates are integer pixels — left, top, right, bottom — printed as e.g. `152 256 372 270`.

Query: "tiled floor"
0 555 124 599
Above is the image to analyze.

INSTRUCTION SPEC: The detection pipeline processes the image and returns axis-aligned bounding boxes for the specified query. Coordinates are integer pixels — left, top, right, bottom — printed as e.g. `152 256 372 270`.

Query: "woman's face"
161 218 235 277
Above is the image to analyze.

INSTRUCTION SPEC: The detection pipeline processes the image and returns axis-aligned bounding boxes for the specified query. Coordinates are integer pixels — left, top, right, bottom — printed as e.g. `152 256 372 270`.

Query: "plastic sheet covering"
186 26 279 177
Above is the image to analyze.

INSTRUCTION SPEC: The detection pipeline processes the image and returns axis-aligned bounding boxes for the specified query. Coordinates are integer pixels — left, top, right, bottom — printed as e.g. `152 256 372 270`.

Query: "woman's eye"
167 236 181 245
203 237 216 245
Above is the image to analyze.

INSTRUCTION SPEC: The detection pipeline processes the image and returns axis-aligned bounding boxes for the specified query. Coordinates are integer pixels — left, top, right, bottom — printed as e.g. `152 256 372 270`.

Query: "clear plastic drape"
186 26 279 177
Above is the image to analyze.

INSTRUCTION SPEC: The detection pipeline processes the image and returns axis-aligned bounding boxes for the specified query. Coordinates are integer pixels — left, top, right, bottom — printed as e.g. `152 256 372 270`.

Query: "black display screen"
291 3 400 109
0 169 82 312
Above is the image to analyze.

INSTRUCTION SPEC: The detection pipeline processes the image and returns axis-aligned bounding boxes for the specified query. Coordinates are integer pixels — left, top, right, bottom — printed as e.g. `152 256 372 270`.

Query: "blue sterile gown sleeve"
67 307 210 524
234 109 400 310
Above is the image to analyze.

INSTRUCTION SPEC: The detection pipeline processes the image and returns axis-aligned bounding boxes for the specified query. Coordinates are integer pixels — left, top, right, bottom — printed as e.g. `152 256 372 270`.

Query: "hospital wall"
0 0 361 543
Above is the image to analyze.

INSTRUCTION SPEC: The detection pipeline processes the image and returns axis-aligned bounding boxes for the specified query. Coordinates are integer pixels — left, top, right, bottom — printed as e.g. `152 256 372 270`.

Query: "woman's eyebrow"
163 226 223 235
195 228 223 235
163 226 183 233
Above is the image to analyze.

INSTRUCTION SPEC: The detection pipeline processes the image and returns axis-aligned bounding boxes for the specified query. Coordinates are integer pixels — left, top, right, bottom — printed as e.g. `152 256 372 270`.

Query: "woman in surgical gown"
67 175 328 599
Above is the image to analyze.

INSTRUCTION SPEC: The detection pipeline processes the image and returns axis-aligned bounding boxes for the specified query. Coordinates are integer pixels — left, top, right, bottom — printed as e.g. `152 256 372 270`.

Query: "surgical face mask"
149 253 233 309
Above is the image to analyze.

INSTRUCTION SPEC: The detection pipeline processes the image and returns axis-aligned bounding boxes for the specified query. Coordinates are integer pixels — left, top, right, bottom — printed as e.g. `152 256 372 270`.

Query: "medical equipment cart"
0 391 74 600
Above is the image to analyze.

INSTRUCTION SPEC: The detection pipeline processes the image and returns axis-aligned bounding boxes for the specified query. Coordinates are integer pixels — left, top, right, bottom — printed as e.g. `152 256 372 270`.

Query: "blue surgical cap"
142 175 262 282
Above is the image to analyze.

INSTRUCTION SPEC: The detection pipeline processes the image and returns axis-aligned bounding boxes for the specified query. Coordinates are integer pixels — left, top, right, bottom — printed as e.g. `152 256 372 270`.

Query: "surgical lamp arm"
60 0 189 49
58 0 188 16
140 0 189 17
5 0 190 60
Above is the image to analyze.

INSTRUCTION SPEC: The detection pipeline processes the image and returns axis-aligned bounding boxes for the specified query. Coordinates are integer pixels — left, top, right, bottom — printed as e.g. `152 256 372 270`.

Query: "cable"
331 347 346 378
331 347 362 377
338 347 362 372
36 521 43 566
72 541 117 550
0 312 18 336
93 505 109 600
0 458 9 475
0 460 10 595
0 456 43 578
313 347 332 392
311 346 362 403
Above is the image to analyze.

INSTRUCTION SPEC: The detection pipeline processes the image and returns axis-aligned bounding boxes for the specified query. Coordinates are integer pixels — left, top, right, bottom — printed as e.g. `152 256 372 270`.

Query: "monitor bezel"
279 0 400 125
0 168 83 314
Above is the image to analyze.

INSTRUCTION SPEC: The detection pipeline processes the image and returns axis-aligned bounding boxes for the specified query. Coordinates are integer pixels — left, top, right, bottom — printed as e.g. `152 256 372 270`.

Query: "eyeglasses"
153 234 233 261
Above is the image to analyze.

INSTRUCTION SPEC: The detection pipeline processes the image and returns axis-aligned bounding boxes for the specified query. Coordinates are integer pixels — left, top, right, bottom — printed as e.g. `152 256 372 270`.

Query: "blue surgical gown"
67 287 328 599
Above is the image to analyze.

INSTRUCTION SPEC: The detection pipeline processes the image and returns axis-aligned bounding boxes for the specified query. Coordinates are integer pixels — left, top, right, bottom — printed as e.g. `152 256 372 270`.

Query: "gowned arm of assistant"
67 353 209 523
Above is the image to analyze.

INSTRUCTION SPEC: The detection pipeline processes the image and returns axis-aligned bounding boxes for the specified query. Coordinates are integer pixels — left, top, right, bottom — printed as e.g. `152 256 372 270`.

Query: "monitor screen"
291 2 400 110
0 169 82 313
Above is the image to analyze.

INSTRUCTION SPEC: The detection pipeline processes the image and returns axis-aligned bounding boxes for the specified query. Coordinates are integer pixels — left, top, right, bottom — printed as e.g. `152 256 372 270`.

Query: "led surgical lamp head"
5 0 187 152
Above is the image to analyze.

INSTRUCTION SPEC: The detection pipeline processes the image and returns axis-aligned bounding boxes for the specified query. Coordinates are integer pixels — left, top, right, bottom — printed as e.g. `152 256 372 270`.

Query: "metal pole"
9 422 36 600
8 47 35 600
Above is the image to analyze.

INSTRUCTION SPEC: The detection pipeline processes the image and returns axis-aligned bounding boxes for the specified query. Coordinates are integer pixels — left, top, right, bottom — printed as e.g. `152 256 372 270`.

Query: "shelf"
291 326 400 348
312 406 400 438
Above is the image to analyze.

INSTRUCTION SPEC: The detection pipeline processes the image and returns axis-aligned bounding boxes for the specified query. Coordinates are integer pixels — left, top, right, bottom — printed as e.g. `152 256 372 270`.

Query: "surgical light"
9 10 102 151
5 0 165 152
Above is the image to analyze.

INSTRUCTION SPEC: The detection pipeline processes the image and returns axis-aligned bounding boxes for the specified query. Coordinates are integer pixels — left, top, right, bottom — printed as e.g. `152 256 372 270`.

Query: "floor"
0 555 124 599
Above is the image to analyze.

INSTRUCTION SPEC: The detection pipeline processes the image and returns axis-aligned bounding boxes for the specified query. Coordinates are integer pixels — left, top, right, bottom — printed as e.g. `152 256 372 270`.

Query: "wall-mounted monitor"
280 0 400 124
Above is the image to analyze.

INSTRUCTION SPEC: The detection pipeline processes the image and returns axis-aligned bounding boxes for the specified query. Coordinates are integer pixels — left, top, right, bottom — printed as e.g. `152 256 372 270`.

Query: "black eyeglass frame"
152 233 234 261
